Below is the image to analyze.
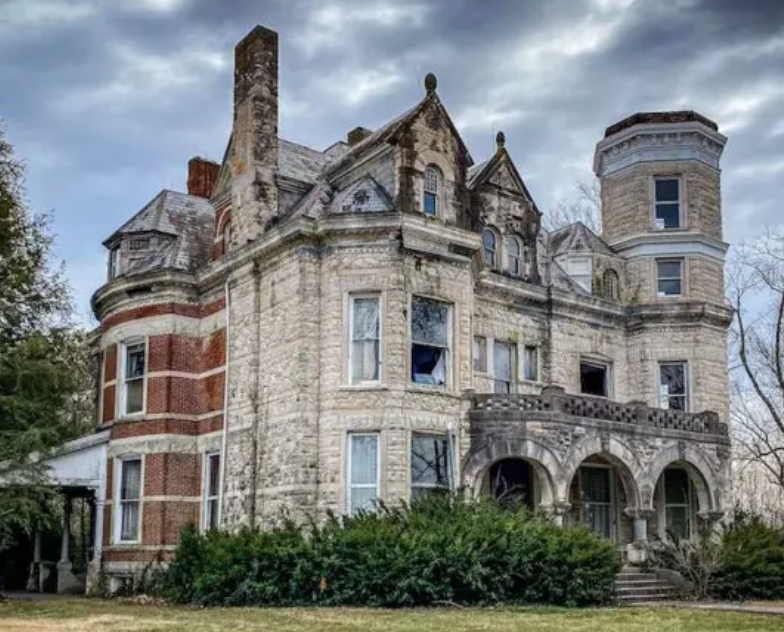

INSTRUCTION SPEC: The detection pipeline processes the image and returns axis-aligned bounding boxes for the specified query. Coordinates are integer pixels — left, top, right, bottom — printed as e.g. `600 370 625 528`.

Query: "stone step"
616 579 670 589
621 594 678 604
616 573 658 582
617 584 675 595
615 568 679 603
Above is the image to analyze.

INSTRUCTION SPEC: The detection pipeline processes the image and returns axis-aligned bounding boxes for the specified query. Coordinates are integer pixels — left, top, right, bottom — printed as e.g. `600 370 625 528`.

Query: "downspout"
218 278 231 525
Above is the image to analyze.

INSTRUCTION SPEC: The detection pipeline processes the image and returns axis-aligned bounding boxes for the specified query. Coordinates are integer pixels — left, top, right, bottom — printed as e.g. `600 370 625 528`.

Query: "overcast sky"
0 0 782 325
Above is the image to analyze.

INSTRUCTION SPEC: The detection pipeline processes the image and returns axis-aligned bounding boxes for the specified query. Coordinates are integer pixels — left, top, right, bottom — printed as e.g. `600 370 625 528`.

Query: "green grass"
0 598 782 632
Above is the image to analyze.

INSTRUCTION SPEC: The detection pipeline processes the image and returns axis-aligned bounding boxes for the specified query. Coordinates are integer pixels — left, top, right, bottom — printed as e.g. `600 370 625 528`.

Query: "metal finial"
496 130 506 150
424 72 437 95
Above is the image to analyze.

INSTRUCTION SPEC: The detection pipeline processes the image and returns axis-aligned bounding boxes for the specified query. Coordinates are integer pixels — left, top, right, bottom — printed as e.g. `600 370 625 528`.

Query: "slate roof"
329 175 394 214
547 221 616 257
279 139 331 184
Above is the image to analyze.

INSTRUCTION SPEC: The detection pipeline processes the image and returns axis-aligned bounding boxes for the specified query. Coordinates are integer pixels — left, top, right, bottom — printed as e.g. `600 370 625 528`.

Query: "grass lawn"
0 599 783 632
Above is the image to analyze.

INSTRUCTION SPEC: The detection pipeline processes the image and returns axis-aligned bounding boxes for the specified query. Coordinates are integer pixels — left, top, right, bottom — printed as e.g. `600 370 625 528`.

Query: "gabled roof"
467 146 540 214
329 175 394 214
548 221 615 257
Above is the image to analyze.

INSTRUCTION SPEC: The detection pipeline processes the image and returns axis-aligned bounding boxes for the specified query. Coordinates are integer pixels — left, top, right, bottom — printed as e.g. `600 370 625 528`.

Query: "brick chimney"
230 25 279 245
187 157 220 198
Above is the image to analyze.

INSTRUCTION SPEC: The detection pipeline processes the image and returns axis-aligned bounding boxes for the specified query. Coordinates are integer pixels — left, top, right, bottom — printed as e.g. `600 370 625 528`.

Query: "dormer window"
507 236 522 276
423 165 440 217
654 178 681 229
483 229 497 269
128 238 149 251
108 246 120 280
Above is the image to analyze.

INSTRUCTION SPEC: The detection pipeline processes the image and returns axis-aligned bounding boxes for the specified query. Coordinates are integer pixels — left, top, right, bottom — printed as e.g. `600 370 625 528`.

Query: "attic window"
423 165 440 217
129 238 149 251
507 236 522 276
483 229 497 269
108 246 120 280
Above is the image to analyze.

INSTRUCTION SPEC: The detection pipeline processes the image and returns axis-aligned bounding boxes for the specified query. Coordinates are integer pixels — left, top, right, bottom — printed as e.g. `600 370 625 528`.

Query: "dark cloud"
0 0 782 322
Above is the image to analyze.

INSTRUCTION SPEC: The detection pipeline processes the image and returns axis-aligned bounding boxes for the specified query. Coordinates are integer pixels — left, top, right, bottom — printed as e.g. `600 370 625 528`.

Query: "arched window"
602 269 619 300
222 221 233 254
523 244 533 277
507 236 522 276
423 165 440 217
483 228 497 269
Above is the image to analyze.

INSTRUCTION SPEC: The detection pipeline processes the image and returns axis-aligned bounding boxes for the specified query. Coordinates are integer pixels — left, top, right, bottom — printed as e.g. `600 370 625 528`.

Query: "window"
580 360 609 398
203 452 221 530
580 466 613 539
411 296 450 386
483 229 497 268
108 246 120 280
129 238 149 251
411 433 452 498
523 244 533 277
522 345 539 381
222 221 233 254
117 458 142 543
507 236 522 276
659 362 689 411
602 269 619 300
654 178 681 229
349 295 380 384
423 165 440 217
121 341 146 416
347 433 379 515
656 259 684 297
493 340 516 394
663 468 691 541
567 256 592 292
473 335 487 373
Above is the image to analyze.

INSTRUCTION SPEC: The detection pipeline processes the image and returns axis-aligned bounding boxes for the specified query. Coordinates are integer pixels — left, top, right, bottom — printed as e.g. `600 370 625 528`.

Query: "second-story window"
508 236 522 276
423 165 440 217
349 295 380 384
121 340 146 416
656 259 684 297
411 296 450 387
493 340 516 394
659 362 689 411
523 345 539 381
654 178 681 229
473 335 487 373
483 229 497 269
580 359 610 398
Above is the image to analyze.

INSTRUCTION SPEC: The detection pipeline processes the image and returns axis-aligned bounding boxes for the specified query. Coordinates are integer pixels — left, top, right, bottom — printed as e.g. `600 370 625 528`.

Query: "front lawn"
0 598 782 632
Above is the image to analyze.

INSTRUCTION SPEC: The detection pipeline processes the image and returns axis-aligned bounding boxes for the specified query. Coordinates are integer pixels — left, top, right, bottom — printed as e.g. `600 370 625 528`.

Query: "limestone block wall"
625 256 724 306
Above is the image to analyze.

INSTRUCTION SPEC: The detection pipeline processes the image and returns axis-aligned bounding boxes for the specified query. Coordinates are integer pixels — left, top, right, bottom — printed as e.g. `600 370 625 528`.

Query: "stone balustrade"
469 386 728 437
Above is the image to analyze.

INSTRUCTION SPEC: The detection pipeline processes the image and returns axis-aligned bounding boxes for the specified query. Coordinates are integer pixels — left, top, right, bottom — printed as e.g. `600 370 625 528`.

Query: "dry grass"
0 598 782 632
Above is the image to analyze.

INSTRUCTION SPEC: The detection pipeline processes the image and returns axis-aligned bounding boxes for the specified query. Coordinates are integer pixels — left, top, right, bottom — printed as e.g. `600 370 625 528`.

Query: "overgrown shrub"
159 495 621 607
648 528 721 599
713 512 784 600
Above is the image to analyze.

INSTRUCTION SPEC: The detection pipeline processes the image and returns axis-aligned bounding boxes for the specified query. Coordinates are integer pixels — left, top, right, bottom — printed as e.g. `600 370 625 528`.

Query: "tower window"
423 165 440 217
483 229 497 269
507 236 522 276
654 178 681 229
656 259 684 297
659 362 689 411
108 246 120 280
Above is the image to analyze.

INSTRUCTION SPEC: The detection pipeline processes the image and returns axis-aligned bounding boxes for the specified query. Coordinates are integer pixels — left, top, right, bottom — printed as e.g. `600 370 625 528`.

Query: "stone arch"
644 444 721 513
462 438 560 507
559 434 643 509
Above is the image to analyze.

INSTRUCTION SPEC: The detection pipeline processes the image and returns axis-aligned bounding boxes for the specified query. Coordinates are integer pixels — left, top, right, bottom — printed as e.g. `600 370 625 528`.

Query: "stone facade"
88 26 732 586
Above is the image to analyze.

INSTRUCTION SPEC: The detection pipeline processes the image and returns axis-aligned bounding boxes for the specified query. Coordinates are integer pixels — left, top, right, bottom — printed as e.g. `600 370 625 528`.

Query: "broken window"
473 335 487 373
122 341 146 415
423 165 440 217
493 340 515 394
117 458 142 543
203 452 221 530
348 433 379 515
411 296 450 386
411 433 452 499
349 295 380 384
523 345 539 381
659 362 688 411
483 228 497 268
580 360 609 398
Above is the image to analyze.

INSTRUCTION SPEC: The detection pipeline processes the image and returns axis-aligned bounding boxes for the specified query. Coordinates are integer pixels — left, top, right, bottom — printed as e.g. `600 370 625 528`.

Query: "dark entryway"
490 459 536 510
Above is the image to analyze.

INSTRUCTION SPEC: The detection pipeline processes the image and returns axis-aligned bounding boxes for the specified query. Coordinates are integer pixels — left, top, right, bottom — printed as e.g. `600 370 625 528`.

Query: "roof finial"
424 72 437 95
496 130 505 151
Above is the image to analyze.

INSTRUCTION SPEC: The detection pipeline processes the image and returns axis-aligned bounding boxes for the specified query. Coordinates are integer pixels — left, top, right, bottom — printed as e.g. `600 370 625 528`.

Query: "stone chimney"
230 25 279 245
347 126 373 146
187 157 220 198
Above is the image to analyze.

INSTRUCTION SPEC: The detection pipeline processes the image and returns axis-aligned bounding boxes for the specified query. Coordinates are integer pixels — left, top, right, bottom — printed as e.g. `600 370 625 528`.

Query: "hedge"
158 495 622 607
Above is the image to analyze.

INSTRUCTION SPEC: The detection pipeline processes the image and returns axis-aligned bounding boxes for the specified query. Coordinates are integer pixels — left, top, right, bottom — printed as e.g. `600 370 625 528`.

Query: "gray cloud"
0 0 782 323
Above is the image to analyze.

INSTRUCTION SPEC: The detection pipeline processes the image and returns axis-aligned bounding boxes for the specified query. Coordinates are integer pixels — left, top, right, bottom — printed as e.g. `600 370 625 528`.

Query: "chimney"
187 157 220 198
347 126 373 146
230 25 279 244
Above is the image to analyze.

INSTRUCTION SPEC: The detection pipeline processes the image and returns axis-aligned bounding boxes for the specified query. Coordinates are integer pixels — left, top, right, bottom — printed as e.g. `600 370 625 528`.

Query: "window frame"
346 432 380 516
602 269 620 300
658 361 690 412
579 464 616 540
108 246 120 280
202 451 221 531
423 165 440 217
113 455 143 544
658 467 693 541
473 335 487 374
507 235 522 276
653 176 683 231
410 432 453 498
522 345 539 382
493 339 517 394
656 258 685 298
482 228 498 269
410 295 452 389
118 338 147 418
222 220 233 254
348 293 382 386
579 358 612 399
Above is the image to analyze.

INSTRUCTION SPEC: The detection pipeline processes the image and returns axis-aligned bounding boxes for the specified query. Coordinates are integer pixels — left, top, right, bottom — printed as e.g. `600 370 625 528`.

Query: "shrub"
648 528 721 599
158 495 621 607
712 513 784 600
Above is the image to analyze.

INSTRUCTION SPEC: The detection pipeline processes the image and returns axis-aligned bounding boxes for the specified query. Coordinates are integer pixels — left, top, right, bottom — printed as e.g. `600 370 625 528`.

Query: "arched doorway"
483 458 540 510
652 463 703 541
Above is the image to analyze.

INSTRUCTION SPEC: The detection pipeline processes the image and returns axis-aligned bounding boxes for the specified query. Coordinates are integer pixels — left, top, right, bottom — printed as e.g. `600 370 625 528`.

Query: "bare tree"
728 228 784 509
543 180 602 234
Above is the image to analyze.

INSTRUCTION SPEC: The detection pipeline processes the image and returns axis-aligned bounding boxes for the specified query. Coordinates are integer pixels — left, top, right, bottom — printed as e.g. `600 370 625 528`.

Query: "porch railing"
469 386 728 437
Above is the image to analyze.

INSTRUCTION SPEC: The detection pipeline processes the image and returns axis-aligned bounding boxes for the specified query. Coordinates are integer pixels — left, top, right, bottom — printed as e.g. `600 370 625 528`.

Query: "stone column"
26 530 42 592
625 508 655 564
56 494 83 594
550 501 572 528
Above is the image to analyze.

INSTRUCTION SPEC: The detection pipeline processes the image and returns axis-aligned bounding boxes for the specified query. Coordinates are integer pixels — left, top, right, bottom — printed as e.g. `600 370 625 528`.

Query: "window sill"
110 540 141 547
407 384 461 398
338 384 389 392
117 412 146 422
